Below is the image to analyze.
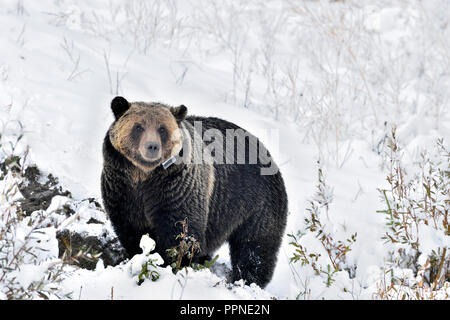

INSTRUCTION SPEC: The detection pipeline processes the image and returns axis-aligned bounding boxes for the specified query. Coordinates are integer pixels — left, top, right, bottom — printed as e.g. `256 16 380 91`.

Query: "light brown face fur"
109 102 183 172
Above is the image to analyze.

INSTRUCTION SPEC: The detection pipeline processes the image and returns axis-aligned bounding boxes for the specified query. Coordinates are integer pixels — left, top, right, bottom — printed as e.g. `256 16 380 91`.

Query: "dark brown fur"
101 97 288 288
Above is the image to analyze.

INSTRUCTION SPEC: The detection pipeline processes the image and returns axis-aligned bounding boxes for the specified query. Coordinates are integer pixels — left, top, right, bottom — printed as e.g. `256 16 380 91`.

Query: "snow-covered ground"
0 0 449 300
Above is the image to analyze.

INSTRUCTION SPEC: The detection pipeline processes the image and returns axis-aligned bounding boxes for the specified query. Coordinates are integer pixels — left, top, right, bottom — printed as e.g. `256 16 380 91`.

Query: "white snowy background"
0 0 449 299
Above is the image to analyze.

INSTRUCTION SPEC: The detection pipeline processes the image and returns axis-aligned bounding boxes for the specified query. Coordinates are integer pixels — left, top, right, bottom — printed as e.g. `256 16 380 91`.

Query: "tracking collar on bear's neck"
161 129 184 170
161 155 177 170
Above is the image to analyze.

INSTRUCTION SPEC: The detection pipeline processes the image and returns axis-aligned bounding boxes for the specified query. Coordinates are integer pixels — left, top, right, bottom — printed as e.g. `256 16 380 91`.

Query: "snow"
127 234 163 277
0 0 449 300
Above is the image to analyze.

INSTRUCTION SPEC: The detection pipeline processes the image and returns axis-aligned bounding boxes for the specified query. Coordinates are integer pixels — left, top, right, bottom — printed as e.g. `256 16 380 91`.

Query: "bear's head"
108 96 187 172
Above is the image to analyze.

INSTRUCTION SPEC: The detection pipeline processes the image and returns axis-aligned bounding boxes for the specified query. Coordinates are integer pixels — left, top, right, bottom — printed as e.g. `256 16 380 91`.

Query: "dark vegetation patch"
56 229 127 270
1 155 128 270
19 165 72 214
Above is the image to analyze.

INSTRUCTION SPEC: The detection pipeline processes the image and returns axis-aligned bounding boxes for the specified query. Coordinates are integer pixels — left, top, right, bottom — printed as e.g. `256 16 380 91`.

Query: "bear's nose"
145 142 160 158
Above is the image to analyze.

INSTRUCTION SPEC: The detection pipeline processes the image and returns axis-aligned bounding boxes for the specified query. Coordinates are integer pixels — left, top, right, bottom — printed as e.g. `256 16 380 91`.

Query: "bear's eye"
158 126 167 135
134 124 144 133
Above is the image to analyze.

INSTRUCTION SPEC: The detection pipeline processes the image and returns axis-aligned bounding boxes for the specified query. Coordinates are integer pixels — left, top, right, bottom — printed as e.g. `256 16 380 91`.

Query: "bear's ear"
111 96 130 120
170 105 188 122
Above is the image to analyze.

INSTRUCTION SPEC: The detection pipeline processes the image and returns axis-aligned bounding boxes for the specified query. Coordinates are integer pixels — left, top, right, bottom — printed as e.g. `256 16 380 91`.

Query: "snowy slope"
0 0 449 300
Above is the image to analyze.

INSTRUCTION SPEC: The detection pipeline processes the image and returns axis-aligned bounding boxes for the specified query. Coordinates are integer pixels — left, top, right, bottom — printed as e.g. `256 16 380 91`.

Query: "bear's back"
182 115 287 252
184 115 273 167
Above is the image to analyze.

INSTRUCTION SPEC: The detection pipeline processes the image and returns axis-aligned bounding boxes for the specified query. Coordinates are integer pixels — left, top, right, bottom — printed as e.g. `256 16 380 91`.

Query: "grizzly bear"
101 96 288 288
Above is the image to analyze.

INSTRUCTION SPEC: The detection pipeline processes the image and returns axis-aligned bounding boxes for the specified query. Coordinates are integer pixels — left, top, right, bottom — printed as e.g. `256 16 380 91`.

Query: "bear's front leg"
101 170 146 258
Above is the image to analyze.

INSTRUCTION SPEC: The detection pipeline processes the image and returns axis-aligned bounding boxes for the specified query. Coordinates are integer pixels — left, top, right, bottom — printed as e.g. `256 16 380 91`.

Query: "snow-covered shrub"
0 164 67 299
288 162 357 299
0 126 103 299
376 128 449 299
0 121 68 299
128 235 163 285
